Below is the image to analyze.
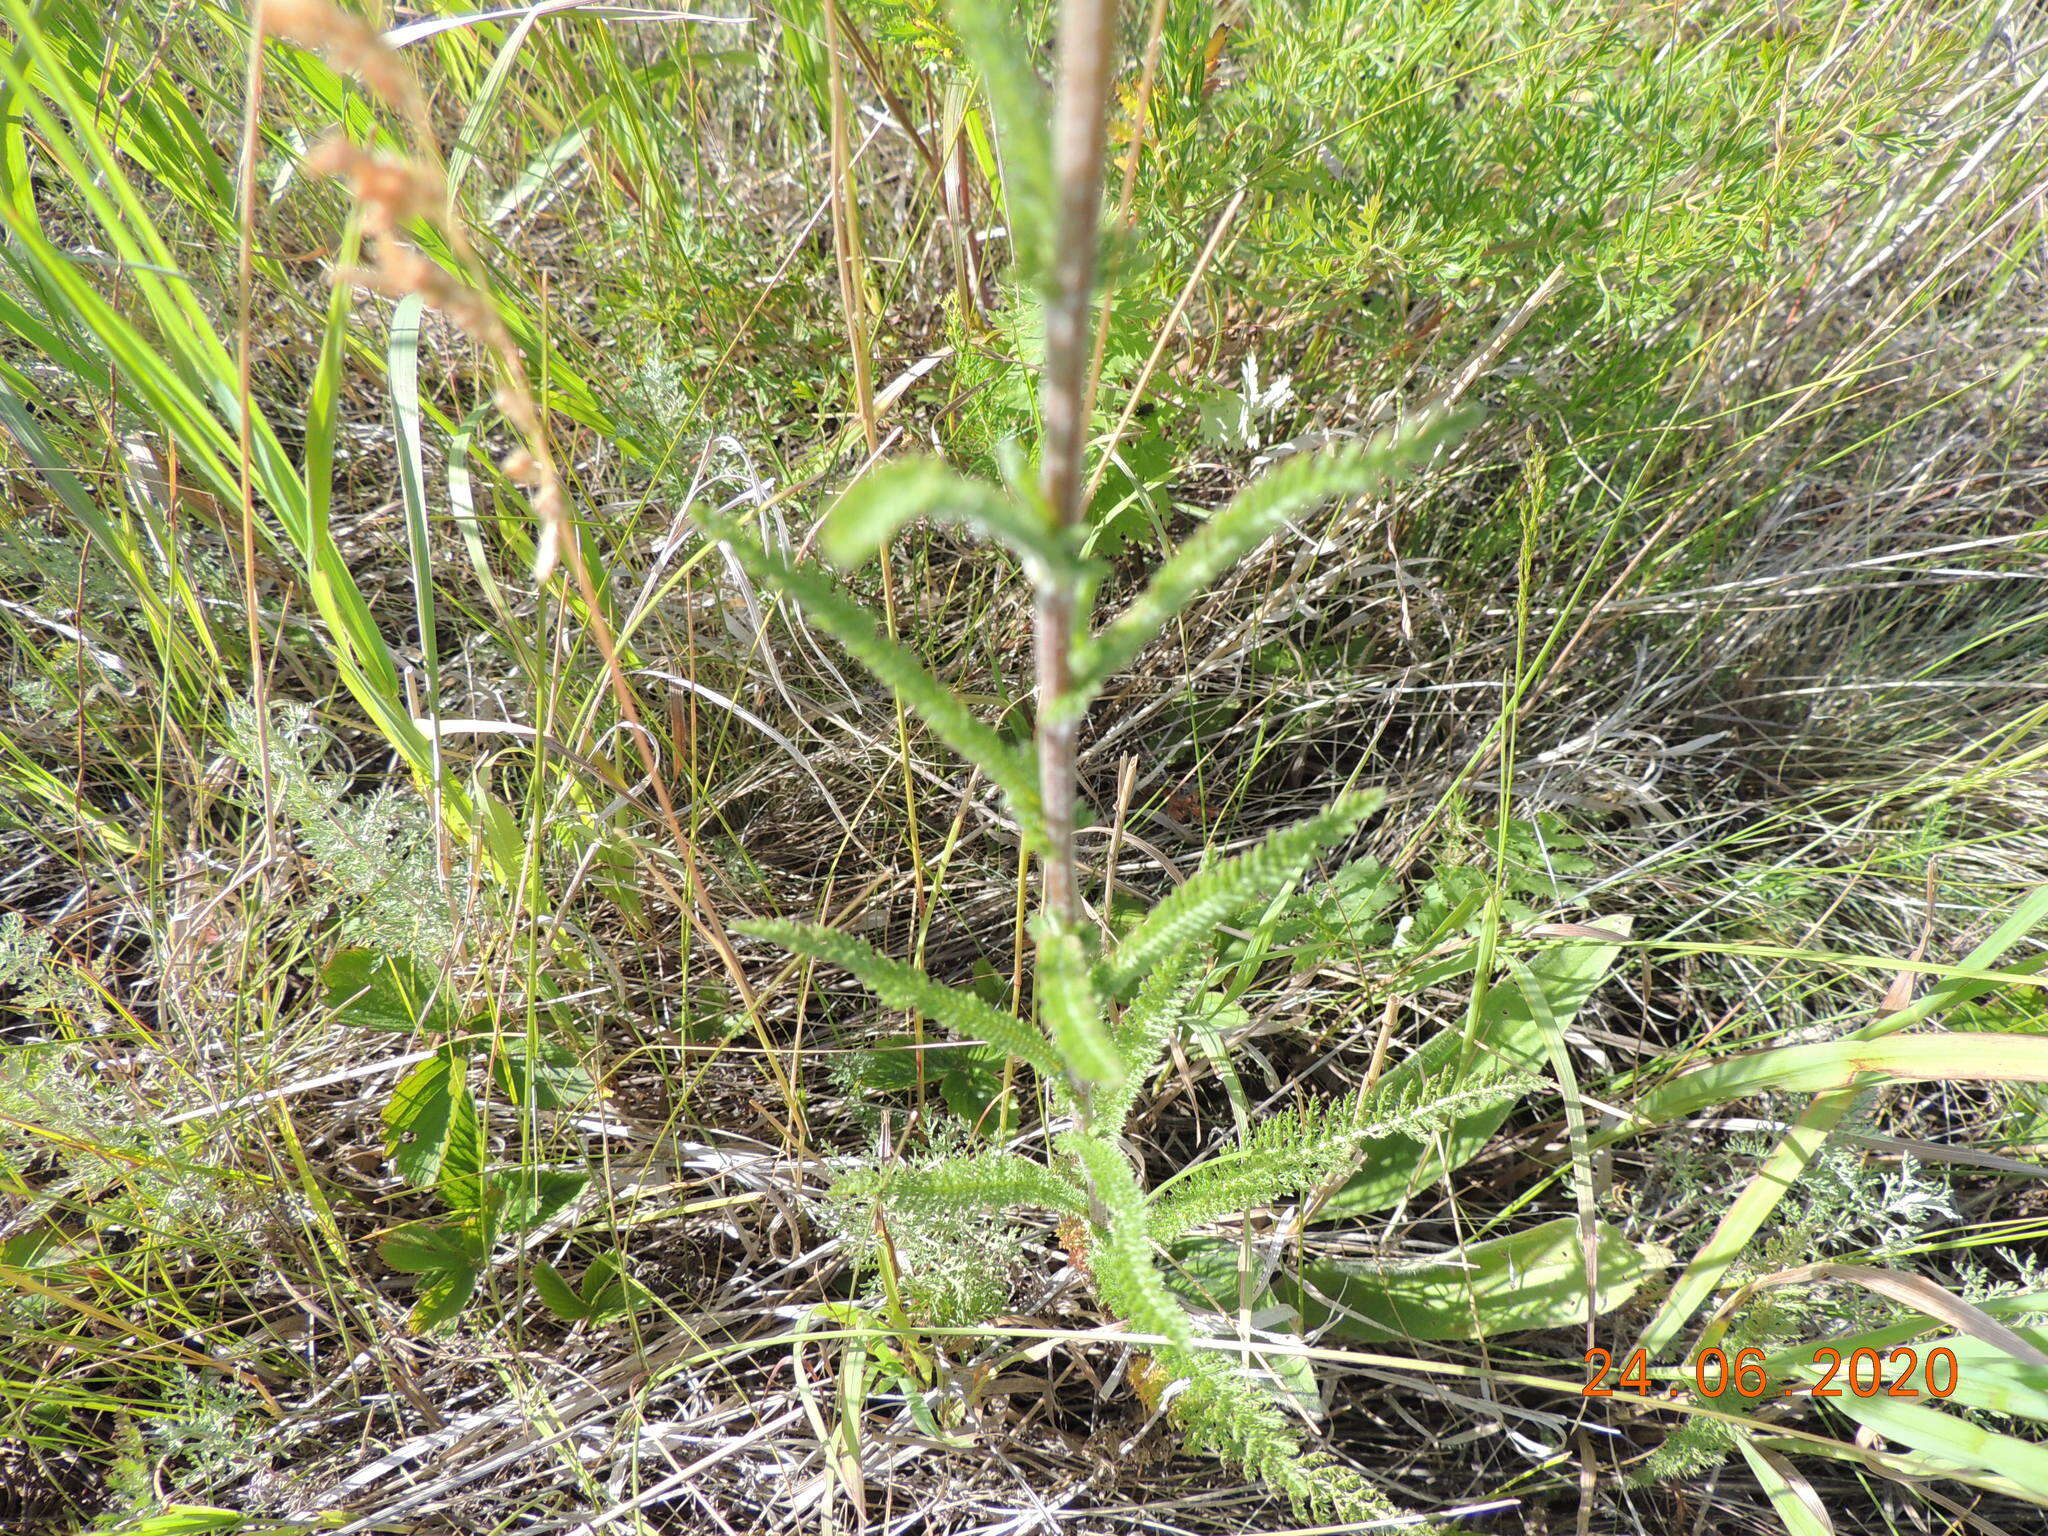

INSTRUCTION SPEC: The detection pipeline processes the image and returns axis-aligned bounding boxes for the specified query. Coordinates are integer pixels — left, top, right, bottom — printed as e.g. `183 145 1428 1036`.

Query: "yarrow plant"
679 0 1491 1517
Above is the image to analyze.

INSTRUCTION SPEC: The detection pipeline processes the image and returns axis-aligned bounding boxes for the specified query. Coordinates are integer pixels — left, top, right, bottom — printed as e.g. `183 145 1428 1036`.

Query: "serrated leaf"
500 1167 588 1234
383 1047 462 1191
530 1260 589 1322
582 1252 657 1320
435 1079 485 1213
939 1058 1005 1125
380 1217 487 1275
491 1037 595 1111
1280 1216 1669 1342
324 947 461 1033
408 1261 479 1333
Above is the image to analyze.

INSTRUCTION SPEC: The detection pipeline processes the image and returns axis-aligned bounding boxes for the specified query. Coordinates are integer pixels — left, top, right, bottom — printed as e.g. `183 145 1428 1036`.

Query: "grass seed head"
258 0 421 121
303 138 444 236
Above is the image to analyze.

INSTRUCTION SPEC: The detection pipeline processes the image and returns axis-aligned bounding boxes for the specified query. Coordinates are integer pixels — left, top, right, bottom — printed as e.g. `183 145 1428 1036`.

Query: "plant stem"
1036 0 1119 929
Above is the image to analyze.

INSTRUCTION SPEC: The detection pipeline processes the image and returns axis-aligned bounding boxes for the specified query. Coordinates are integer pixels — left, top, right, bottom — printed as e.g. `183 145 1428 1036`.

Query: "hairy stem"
1035 0 1118 929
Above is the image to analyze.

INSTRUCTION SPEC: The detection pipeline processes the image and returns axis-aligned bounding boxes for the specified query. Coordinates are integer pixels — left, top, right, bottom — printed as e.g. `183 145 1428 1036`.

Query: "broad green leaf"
1321 920 1631 1217
1862 882 2048 1039
434 1078 486 1214
1634 882 2048 1360
1163 1241 1323 1422
324 948 462 1034
76 1509 301 1536
383 1048 464 1190
1821 1390 2048 1498
408 1261 480 1334
500 1168 589 1234
1735 1438 1835 1536
1280 1216 1669 1342
380 1217 487 1275
581 1252 657 1320
1764 1304 2048 1425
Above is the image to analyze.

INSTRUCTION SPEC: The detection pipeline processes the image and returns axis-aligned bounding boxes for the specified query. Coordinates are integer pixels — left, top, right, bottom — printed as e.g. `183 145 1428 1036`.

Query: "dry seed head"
531 478 566 581
499 449 540 485
259 0 421 120
304 138 444 236
337 239 512 355
493 385 542 440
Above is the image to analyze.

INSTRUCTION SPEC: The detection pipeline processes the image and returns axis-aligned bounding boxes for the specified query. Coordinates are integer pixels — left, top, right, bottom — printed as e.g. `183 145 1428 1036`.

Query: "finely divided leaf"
740 918 1064 1080
1098 944 1203 1134
949 0 1053 285
1147 1077 1528 1241
824 457 1068 582
1101 791 1384 998
692 510 1044 843
1036 919 1122 1088
871 1149 1087 1218
1064 1130 1191 1351
1062 417 1468 717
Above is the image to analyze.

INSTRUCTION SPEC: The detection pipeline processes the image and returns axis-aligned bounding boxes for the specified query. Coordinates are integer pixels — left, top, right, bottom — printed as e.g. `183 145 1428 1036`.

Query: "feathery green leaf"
949 0 1053 287
690 510 1044 843
1060 417 1469 718
824 457 1074 583
861 1149 1087 1219
1097 943 1203 1135
1064 1130 1190 1351
740 918 1063 1081
1101 791 1385 998
1147 1077 1532 1242
1037 918 1122 1089
1167 1354 1408 1526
